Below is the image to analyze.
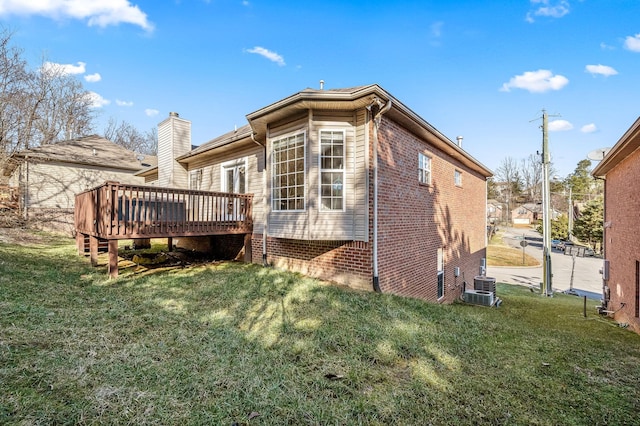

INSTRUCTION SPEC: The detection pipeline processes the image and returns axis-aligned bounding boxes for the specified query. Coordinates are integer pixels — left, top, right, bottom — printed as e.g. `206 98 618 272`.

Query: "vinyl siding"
187 143 265 234
23 161 145 209
267 109 368 241
157 115 190 188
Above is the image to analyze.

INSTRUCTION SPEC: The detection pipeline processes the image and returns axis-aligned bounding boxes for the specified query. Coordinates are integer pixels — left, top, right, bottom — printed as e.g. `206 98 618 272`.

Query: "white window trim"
437 247 445 300
271 130 306 212
419 152 432 185
220 158 247 193
455 169 463 187
318 128 346 212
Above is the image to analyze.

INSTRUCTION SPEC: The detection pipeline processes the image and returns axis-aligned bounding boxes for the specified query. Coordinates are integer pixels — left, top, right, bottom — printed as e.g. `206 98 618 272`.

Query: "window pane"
272 133 305 210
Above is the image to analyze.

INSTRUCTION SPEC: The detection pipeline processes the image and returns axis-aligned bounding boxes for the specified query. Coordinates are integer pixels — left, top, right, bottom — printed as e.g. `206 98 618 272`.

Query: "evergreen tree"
572 197 603 248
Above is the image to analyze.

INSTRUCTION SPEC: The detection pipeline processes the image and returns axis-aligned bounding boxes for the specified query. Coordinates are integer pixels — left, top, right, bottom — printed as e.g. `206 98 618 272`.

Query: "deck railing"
75 181 253 239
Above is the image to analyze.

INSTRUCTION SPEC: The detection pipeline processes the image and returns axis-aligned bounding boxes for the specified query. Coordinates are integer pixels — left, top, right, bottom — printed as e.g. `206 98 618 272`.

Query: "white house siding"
187 143 265 235
20 161 145 209
266 109 368 241
157 114 190 188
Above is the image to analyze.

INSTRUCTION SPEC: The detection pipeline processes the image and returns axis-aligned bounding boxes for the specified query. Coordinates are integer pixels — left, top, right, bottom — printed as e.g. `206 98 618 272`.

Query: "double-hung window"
272 132 305 211
319 130 345 211
419 153 431 184
455 169 462 187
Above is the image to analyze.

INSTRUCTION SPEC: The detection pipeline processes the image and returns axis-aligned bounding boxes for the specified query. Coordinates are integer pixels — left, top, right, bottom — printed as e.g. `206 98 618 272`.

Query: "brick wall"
375 117 487 302
251 234 372 291
603 148 640 333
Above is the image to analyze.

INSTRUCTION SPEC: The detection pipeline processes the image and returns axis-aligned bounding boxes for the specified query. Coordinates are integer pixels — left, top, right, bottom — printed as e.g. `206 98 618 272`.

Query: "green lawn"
1 232 639 425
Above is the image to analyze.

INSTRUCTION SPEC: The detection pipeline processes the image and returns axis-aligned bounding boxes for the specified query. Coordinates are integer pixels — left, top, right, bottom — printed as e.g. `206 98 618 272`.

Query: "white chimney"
157 112 191 188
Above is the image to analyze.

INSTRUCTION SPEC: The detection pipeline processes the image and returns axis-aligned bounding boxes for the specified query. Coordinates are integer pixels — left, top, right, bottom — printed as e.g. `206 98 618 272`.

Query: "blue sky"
1 0 639 177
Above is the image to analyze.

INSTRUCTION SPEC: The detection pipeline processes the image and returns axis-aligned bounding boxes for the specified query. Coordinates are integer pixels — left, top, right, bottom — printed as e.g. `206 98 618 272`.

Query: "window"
222 162 246 194
222 161 246 217
419 153 431 184
454 170 462 187
319 130 345 211
272 132 305 211
437 248 444 299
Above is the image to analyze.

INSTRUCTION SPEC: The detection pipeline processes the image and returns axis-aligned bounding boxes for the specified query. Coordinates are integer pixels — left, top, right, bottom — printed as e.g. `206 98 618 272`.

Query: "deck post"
76 232 85 255
244 233 252 263
89 235 99 266
108 240 119 278
167 237 173 251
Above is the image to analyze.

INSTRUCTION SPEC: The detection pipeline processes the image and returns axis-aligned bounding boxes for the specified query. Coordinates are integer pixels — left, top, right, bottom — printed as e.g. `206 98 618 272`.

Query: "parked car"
557 240 574 252
551 239 561 249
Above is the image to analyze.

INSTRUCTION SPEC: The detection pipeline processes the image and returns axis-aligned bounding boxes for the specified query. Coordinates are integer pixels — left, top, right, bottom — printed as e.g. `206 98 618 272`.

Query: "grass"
1 232 640 425
487 230 540 267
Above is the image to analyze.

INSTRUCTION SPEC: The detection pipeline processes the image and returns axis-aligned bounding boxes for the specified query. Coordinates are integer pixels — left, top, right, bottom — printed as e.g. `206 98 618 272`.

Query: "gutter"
367 97 392 293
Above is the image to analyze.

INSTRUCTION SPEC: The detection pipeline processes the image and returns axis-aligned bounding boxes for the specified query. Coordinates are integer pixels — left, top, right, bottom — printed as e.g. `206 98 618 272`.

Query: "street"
486 227 604 300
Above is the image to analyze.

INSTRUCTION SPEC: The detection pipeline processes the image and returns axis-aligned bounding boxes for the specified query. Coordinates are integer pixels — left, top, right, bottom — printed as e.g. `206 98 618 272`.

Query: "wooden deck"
75 181 253 277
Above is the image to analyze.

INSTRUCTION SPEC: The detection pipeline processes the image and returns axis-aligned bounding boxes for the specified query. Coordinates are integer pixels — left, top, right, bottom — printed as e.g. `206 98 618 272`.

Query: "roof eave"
592 116 640 177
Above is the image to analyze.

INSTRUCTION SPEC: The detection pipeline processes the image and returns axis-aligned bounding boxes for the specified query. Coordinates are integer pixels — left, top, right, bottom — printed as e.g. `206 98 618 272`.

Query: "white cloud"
581 123 597 133
624 33 640 52
116 99 133 107
585 64 618 77
41 61 86 75
526 0 570 22
84 73 101 82
431 21 443 38
549 119 573 132
246 46 285 66
86 91 110 108
0 0 153 31
600 42 615 50
145 108 159 117
500 69 569 93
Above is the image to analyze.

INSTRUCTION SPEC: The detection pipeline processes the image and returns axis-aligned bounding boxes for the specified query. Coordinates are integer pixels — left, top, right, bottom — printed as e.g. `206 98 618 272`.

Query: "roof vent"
320 80 324 90
456 135 463 147
169 112 179 117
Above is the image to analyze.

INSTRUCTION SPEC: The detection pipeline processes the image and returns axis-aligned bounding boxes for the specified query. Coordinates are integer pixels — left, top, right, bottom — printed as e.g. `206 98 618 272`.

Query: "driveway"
487 227 604 300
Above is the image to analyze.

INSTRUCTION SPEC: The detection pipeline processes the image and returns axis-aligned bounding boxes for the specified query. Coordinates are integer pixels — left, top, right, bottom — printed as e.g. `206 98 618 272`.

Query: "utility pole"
567 186 573 240
541 110 553 296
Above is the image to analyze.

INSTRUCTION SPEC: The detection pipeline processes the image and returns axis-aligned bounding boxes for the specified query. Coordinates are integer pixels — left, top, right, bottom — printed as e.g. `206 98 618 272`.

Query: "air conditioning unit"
463 289 495 307
474 276 496 294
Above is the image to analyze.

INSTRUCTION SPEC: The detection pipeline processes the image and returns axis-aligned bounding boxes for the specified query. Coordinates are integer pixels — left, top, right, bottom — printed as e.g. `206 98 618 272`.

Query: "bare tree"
0 27 95 163
32 61 95 145
0 28 31 162
103 117 157 155
519 153 542 203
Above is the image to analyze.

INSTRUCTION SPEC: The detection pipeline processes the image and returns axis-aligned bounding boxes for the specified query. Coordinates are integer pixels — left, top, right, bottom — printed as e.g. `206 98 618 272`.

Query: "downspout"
251 132 268 266
367 97 392 293
595 175 608 310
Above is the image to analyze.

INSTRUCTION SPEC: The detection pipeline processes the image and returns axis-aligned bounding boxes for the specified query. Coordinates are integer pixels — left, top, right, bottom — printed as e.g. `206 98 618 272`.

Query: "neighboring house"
511 203 541 224
140 84 492 302
592 116 640 333
3 135 157 234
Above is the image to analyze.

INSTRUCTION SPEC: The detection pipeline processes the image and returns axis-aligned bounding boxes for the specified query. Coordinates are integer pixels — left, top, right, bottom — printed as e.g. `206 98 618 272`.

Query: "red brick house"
592 116 640 333
133 84 492 302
